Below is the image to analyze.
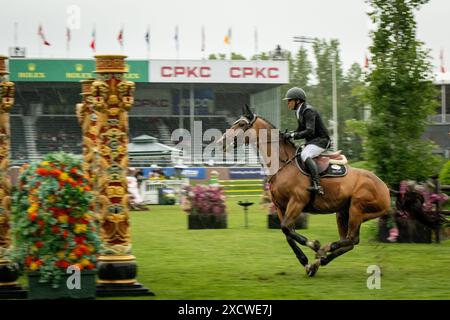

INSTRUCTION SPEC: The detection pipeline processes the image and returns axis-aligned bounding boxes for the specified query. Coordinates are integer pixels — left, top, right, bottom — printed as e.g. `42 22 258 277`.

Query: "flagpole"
14 22 18 47
146 25 150 60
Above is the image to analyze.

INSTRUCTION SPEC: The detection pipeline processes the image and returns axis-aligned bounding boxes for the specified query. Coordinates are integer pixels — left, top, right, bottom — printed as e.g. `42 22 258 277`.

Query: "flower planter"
188 214 227 229
267 213 308 229
27 270 97 300
378 216 432 243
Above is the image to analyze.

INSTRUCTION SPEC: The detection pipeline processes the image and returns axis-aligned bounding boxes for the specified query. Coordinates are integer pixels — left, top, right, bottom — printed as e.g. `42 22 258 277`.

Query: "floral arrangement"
181 184 226 215
13 152 101 287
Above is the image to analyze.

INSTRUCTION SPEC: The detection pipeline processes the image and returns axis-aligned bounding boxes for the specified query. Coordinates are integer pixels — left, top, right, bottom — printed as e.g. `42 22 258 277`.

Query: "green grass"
124 195 450 300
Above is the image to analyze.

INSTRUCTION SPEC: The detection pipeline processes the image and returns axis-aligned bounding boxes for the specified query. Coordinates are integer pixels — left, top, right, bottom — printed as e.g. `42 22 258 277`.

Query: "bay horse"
219 105 391 276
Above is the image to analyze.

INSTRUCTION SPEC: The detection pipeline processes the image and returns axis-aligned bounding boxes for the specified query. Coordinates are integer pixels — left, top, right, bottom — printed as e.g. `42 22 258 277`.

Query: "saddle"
295 147 348 178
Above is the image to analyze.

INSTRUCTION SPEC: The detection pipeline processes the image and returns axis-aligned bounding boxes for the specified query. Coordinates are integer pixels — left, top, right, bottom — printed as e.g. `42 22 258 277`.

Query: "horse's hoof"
305 263 319 277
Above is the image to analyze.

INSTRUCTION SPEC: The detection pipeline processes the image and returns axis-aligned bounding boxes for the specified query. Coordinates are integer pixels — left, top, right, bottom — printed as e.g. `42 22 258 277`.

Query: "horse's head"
217 104 258 152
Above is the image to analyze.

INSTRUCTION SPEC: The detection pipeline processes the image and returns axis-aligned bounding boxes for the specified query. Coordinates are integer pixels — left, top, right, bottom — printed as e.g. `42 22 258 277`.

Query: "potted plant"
181 184 227 229
12 152 101 299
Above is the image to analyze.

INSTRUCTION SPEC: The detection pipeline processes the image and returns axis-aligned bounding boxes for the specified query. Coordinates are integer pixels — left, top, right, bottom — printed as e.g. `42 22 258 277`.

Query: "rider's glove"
282 131 295 140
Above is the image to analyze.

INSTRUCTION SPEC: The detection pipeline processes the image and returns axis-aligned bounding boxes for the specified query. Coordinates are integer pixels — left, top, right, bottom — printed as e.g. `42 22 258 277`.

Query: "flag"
38 24 51 46
254 27 258 54
174 25 179 56
224 28 231 45
145 26 150 46
201 25 205 52
440 48 446 73
90 27 96 51
364 53 369 69
118 26 124 48
66 27 71 51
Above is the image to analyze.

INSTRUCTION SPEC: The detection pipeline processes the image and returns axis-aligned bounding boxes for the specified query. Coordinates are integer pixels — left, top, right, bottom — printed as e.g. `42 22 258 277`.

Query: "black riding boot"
304 157 324 195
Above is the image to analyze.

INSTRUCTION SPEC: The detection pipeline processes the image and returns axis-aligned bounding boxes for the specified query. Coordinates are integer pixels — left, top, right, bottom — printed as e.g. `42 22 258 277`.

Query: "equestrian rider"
282 87 331 195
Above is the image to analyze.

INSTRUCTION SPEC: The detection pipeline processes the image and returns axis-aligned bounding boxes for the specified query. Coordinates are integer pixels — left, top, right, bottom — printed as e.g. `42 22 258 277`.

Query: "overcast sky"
0 0 448 74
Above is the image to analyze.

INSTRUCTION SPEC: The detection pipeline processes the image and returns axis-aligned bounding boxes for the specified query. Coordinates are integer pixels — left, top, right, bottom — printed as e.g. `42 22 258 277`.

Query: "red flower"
35 241 44 248
37 220 44 227
62 230 69 238
68 216 76 224
75 236 86 244
25 256 33 265
51 225 60 233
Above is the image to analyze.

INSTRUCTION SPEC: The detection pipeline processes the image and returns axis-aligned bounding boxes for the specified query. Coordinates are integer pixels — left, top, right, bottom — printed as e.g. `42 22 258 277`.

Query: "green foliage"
439 160 450 185
12 152 101 288
209 53 246 60
366 0 440 187
230 52 246 60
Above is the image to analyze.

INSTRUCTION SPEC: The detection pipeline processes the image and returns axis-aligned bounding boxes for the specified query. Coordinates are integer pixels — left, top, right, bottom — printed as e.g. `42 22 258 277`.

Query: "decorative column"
90 55 152 296
0 55 26 298
76 79 98 189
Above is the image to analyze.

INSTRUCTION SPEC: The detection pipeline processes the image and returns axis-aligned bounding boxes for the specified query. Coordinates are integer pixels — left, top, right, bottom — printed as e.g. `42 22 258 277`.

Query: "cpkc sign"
150 60 289 84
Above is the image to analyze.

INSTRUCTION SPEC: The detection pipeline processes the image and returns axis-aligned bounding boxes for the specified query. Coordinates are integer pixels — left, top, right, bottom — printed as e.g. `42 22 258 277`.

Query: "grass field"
123 195 450 300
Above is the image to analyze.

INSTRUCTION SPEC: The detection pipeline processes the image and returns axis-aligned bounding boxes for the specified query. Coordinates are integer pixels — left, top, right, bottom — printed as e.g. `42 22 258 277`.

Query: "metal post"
293 36 338 150
441 83 446 123
332 58 338 151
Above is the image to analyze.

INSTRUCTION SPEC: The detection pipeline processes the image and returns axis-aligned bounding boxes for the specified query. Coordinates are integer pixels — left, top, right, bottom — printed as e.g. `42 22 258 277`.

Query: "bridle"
231 115 296 183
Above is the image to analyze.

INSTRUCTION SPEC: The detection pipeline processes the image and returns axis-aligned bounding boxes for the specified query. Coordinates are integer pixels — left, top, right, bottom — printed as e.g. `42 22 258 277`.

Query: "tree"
309 39 345 151
366 0 441 188
339 63 367 160
292 46 312 88
231 52 246 60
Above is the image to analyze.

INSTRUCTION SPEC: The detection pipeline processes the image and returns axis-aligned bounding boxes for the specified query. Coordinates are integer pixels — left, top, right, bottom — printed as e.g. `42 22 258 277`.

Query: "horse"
218 105 391 276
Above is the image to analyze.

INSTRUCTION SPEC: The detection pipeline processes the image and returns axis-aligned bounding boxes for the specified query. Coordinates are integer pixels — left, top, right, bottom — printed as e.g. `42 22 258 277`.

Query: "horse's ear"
244 104 254 118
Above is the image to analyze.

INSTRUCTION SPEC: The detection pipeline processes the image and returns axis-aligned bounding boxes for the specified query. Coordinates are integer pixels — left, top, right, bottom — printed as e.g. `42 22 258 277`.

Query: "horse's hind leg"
308 214 362 275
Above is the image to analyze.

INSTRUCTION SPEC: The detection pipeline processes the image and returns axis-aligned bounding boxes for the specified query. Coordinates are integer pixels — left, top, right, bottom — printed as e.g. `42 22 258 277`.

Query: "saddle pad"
295 155 348 178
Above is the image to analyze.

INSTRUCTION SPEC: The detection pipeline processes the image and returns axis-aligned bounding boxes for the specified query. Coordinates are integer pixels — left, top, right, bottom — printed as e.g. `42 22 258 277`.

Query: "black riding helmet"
283 87 306 101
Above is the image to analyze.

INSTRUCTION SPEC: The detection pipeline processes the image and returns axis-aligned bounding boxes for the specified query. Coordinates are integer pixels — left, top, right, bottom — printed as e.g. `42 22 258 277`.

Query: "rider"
282 87 331 195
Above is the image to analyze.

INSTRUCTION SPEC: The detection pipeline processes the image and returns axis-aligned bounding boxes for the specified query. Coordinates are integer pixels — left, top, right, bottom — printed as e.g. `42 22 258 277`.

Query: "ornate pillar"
90 55 152 296
76 79 98 190
0 55 26 298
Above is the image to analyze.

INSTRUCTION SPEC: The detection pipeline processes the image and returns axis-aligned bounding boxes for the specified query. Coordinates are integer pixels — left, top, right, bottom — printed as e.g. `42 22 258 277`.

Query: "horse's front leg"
277 201 320 276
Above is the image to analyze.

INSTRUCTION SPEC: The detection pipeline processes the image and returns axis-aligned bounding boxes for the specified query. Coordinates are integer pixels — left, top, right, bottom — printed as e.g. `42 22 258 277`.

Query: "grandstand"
7 58 289 166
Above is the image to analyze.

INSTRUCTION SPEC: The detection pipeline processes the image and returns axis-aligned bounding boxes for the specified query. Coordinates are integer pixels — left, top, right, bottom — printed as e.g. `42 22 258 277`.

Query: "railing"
139 178 189 205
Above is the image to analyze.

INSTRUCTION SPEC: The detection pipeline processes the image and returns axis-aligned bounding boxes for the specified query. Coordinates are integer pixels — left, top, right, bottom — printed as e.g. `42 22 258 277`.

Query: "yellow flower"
59 172 69 181
74 224 87 234
68 252 77 260
58 215 68 224
56 251 65 259
81 258 90 266
83 213 91 220
40 161 50 166
30 262 39 270
27 204 38 214
48 195 56 203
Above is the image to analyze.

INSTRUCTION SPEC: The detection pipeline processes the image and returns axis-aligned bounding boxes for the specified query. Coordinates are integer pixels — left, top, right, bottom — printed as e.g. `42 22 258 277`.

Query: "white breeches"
301 144 326 162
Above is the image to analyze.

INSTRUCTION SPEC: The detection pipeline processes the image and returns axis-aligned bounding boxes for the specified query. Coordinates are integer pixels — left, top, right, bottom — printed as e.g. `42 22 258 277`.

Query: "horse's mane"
256 115 297 150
